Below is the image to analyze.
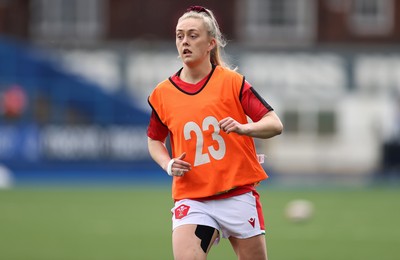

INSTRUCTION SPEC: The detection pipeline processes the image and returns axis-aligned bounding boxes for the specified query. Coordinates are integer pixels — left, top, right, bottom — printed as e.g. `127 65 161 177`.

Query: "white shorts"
171 191 265 240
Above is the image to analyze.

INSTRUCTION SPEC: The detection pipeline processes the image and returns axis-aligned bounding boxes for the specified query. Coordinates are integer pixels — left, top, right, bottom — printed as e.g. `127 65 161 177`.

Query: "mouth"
182 49 192 55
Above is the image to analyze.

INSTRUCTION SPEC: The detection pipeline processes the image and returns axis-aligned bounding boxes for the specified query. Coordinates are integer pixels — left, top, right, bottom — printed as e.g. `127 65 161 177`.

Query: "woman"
147 6 283 260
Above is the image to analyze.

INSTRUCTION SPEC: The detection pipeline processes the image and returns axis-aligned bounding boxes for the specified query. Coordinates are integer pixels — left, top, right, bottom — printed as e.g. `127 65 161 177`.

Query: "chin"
183 59 197 66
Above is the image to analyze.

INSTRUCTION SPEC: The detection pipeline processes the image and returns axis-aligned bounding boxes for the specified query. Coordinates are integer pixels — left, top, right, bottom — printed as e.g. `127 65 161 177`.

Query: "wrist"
166 159 175 176
242 123 253 136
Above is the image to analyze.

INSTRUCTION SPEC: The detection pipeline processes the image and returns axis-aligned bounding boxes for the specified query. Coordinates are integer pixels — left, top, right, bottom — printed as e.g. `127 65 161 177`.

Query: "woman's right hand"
167 152 192 177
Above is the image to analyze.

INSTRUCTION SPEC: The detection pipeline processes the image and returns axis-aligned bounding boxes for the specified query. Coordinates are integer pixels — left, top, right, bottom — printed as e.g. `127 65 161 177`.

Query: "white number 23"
183 116 226 166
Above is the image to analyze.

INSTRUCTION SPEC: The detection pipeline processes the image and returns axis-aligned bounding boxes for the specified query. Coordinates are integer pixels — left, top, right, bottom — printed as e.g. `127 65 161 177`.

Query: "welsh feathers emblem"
174 204 190 219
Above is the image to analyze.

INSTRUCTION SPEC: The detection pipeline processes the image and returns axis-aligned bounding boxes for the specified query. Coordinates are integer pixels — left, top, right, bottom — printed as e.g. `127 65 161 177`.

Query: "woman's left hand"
219 117 247 135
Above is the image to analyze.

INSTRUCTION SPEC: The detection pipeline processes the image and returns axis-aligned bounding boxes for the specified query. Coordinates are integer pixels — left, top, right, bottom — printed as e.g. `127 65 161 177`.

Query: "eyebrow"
176 29 200 33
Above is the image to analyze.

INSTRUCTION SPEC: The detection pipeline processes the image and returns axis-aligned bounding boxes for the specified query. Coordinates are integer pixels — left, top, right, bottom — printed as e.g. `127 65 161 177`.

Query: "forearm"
147 137 171 171
219 111 283 139
244 111 283 139
148 137 192 176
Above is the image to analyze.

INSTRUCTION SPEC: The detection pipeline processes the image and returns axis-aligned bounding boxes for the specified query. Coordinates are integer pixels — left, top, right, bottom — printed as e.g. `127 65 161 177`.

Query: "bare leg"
229 234 268 260
172 224 219 260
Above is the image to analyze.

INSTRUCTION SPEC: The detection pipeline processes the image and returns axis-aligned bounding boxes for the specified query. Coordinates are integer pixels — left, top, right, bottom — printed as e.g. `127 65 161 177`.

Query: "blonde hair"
178 7 230 68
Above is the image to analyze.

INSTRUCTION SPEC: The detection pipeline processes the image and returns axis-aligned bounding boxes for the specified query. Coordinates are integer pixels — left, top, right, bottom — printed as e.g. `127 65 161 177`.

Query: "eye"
190 34 198 39
176 34 183 40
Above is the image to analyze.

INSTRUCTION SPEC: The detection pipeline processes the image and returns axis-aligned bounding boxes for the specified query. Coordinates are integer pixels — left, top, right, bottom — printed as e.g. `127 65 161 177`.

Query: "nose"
182 35 189 46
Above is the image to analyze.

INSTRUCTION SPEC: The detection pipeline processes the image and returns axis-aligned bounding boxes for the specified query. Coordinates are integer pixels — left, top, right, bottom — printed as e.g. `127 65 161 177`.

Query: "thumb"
177 152 186 160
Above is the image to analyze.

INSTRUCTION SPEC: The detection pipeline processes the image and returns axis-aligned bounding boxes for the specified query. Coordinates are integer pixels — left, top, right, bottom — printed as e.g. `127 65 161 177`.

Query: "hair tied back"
186 5 211 17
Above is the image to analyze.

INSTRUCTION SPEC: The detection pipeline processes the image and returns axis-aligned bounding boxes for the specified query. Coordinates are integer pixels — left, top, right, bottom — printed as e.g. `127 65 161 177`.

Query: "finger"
174 152 191 169
219 117 231 123
221 122 234 133
173 165 188 172
174 168 185 177
219 122 227 132
218 117 230 128
219 118 236 132
177 152 186 160
226 123 241 134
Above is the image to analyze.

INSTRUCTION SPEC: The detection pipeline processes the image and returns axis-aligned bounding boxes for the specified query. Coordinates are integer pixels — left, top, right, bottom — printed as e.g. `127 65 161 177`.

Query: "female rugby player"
147 6 283 260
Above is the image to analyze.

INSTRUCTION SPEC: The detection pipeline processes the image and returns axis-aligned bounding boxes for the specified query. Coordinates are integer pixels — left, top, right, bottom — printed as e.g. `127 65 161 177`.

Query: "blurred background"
0 0 400 259
1 0 400 185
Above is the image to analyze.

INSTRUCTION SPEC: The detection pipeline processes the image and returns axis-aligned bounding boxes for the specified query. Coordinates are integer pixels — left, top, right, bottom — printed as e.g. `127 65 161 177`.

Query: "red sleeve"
147 110 169 142
241 81 273 122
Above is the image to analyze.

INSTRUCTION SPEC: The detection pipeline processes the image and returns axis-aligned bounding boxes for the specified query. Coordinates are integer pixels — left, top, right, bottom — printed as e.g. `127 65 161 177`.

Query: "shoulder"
150 78 173 96
156 78 173 89
215 66 244 84
216 65 243 77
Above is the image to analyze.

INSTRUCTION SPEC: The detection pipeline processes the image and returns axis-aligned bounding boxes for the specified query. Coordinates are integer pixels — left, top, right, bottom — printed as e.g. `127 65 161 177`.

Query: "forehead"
176 17 206 32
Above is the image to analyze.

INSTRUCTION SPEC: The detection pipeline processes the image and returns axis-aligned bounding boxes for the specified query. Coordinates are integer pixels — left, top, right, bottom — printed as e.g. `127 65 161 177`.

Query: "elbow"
262 111 283 138
264 121 283 139
259 122 283 139
256 113 283 139
275 121 283 135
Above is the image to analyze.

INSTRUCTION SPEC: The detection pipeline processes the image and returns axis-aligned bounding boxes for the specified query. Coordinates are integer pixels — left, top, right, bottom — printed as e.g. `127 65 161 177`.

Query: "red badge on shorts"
175 204 190 219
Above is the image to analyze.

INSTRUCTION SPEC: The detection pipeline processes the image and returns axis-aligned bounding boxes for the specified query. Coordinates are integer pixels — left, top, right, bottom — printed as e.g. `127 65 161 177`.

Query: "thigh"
173 224 219 260
229 234 268 260
214 191 265 239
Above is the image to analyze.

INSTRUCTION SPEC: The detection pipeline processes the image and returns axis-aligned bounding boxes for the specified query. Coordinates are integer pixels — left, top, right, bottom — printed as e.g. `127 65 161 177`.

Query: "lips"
183 49 192 55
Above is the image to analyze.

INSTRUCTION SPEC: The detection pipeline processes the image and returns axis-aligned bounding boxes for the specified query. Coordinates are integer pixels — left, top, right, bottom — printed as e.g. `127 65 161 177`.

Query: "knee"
173 246 206 260
230 235 268 260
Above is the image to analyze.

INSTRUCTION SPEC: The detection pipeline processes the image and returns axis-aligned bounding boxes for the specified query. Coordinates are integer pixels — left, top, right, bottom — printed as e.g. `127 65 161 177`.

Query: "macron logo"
248 217 256 228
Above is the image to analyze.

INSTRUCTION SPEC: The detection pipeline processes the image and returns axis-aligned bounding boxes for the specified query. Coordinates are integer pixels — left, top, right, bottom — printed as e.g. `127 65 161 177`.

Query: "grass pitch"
0 185 399 259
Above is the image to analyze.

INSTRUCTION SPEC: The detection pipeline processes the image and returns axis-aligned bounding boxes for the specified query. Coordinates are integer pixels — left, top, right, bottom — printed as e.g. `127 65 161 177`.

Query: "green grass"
1 185 399 259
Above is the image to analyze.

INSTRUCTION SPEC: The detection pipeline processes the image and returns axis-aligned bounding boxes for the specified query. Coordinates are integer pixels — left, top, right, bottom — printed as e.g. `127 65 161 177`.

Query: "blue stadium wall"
0 37 167 186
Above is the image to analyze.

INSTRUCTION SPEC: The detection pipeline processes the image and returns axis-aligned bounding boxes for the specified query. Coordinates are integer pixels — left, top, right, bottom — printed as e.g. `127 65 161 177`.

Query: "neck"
180 61 213 84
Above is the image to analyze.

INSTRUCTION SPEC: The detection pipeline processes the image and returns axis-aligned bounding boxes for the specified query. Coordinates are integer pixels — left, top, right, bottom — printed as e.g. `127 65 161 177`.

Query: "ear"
208 38 217 52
